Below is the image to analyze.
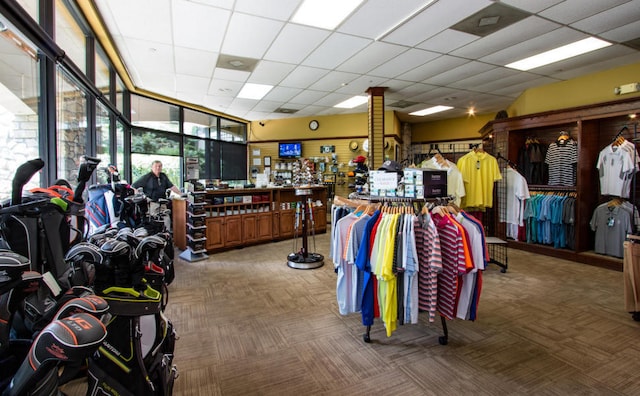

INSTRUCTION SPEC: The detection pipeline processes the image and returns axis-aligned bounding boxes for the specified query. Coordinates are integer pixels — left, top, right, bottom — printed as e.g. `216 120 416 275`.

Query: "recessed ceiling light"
409 105 454 116
334 95 368 109
229 60 244 67
292 0 364 30
237 83 273 100
506 37 612 71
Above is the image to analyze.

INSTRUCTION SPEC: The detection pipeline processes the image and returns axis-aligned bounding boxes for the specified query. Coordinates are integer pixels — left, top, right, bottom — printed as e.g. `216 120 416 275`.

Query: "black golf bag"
87 287 177 396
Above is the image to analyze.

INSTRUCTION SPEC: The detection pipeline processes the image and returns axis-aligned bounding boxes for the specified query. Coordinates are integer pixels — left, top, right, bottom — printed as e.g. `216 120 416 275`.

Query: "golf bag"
87 288 177 396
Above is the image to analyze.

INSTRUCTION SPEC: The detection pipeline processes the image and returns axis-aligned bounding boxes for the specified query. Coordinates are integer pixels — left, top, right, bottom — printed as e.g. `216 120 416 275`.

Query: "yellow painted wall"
249 110 400 142
507 62 640 117
411 113 495 142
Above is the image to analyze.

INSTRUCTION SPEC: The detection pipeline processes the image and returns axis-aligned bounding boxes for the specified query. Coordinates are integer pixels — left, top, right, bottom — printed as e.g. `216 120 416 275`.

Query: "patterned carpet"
64 230 640 395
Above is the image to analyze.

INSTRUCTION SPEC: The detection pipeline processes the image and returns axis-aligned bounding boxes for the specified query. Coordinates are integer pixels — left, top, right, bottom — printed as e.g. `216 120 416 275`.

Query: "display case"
178 182 208 262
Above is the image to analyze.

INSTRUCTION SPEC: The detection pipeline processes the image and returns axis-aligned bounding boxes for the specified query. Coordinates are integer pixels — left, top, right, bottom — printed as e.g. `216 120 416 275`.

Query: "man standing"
132 160 181 201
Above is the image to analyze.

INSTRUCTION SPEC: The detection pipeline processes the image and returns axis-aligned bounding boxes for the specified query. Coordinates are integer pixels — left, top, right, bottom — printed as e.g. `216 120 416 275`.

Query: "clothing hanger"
557 131 570 141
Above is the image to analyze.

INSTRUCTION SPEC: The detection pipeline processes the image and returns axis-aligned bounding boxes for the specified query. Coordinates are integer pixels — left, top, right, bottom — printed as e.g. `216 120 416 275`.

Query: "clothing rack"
334 194 455 346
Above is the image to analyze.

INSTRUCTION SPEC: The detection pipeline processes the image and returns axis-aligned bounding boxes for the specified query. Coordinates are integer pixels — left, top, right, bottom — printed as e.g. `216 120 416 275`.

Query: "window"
116 120 125 172
95 44 110 101
131 94 180 133
221 142 247 181
96 100 111 166
56 67 87 186
0 19 40 200
16 0 38 23
115 74 126 116
220 118 246 143
55 0 87 74
131 128 181 187
184 136 207 179
184 108 216 138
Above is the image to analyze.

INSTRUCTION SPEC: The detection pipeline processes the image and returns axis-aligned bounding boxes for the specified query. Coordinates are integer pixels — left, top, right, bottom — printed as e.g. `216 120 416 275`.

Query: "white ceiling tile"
186 0 235 9
337 0 430 39
248 61 296 85
314 92 353 107
393 82 438 98
491 76 559 97
600 19 640 43
395 55 469 82
175 91 205 105
212 67 250 82
416 29 477 54
123 39 175 75
539 0 631 24
97 0 172 43
279 66 330 89
541 45 640 79
499 0 564 13
382 0 491 46
422 61 495 86
289 90 330 105
307 70 360 92
221 13 284 58
302 33 371 69
207 79 244 96
172 0 230 52
264 24 331 64
233 0 301 20
571 2 640 35
336 41 407 73
479 27 585 66
451 16 560 60
175 74 211 94
263 86 303 102
202 94 234 110
368 48 440 79
140 71 176 93
175 47 218 78
250 100 287 112
448 67 511 90
334 75 388 95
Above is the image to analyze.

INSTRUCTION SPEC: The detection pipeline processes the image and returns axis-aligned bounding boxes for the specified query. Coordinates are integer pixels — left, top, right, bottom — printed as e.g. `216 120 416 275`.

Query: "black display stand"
287 188 324 269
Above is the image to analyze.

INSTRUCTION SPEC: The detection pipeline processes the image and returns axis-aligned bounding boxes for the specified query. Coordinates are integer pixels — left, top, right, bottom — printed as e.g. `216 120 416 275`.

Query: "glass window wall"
55 0 86 74
131 94 180 133
56 67 87 186
0 18 40 200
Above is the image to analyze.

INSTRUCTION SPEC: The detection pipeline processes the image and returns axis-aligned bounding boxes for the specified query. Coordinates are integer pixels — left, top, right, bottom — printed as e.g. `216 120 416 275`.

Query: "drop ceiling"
92 0 640 123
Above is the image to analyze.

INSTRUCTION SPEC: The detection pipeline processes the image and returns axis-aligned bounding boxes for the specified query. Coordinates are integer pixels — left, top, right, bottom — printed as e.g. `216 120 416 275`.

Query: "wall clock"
309 120 319 131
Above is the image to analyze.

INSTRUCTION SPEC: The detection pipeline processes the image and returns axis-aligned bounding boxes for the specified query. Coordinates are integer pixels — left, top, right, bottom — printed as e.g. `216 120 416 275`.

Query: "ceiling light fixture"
505 37 612 71
229 60 244 68
334 95 368 109
292 0 364 30
237 83 273 100
409 105 454 116
375 0 437 41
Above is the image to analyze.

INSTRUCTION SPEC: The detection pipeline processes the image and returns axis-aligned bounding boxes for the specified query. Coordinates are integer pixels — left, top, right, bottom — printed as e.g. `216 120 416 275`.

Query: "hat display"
378 160 402 172
353 155 366 163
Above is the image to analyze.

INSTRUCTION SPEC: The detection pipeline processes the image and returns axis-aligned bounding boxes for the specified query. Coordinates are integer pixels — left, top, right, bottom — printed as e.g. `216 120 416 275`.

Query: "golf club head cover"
11 158 45 205
4 313 107 396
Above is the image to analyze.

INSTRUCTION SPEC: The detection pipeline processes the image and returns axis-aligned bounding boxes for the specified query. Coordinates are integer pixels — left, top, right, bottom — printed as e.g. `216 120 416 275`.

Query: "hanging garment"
498 167 530 240
545 138 578 186
590 202 632 258
596 144 634 197
457 151 502 209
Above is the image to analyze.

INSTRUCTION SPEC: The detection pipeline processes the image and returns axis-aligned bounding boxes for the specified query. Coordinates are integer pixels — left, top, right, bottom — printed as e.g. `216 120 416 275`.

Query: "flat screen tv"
279 142 302 158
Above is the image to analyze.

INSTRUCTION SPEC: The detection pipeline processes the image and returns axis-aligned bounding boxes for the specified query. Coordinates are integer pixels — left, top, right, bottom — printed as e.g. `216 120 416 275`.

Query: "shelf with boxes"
178 182 209 262
173 186 328 253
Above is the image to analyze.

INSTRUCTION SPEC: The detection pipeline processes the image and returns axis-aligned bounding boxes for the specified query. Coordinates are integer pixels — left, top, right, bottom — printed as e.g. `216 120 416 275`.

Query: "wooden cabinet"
256 212 272 242
205 218 224 250
225 216 242 247
200 186 327 253
279 210 295 239
481 96 640 270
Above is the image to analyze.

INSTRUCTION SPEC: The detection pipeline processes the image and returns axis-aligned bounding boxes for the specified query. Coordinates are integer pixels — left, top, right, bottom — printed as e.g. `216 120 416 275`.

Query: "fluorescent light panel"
237 83 273 100
409 105 453 116
292 0 364 30
334 95 368 109
506 37 612 71
375 0 437 41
